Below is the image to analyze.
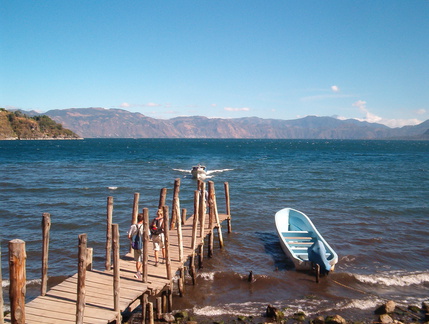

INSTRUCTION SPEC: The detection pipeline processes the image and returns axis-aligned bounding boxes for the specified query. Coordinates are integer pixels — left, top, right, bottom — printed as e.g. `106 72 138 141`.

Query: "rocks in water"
266 305 284 321
375 300 396 314
325 314 346 324
379 313 393 324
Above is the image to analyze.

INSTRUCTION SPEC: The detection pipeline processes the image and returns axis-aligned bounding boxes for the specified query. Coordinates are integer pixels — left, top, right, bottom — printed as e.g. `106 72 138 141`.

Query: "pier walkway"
4 212 229 324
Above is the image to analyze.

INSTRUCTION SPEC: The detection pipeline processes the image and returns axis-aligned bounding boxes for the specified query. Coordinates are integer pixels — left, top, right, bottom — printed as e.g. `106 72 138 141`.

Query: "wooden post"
155 297 162 320
8 239 26 324
178 267 185 297
198 181 206 238
163 205 172 280
76 234 87 324
0 244 4 324
41 212 51 296
105 196 113 270
176 201 184 263
141 293 148 323
130 193 139 254
211 182 224 249
170 178 181 230
181 208 187 225
190 190 199 284
207 183 214 257
112 224 121 323
147 301 154 324
142 208 150 283
86 248 93 271
224 182 232 233
158 188 167 209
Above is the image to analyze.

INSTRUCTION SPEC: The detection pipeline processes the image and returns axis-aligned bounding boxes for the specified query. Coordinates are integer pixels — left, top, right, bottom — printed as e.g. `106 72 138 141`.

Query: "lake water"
1 139 428 322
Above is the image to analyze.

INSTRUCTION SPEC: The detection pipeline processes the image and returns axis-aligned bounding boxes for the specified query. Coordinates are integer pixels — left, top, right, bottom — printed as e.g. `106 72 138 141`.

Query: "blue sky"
1 1 428 127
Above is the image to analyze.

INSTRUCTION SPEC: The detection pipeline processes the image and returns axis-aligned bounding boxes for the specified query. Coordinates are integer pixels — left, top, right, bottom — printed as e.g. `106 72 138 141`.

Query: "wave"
354 270 429 287
2 278 41 288
206 168 234 174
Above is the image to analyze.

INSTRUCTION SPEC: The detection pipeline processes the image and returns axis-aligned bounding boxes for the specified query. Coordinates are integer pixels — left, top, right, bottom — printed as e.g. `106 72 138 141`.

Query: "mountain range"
19 107 429 140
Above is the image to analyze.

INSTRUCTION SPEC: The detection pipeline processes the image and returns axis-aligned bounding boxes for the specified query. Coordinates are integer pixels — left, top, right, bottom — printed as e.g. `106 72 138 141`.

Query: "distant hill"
16 107 429 140
0 108 80 140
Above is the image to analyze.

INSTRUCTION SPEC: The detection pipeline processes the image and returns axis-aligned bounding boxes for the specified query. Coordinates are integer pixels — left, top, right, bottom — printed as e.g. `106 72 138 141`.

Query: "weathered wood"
181 208 186 225
156 297 162 320
147 301 154 324
76 234 87 324
130 193 140 254
86 248 93 271
162 205 172 280
224 182 232 233
9 239 26 324
141 293 148 323
105 196 113 270
112 224 121 322
178 267 185 297
158 188 167 209
41 213 51 296
170 178 180 230
213 183 224 249
176 201 184 262
142 208 150 283
198 181 206 238
190 191 199 285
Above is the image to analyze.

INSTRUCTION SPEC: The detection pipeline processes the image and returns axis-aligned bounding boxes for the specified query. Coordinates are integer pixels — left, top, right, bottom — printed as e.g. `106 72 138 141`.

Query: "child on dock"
128 213 144 278
150 208 166 267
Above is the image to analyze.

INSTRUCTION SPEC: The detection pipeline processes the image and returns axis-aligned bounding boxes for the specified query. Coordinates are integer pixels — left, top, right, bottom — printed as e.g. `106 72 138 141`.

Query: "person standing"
150 208 166 266
128 213 144 279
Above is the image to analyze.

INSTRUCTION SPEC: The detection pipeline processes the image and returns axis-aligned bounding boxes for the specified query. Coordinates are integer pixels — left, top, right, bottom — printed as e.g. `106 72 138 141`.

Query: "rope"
331 278 368 295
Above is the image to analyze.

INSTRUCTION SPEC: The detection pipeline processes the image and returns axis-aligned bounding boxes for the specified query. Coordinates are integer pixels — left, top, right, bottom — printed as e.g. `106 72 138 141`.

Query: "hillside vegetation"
0 108 80 140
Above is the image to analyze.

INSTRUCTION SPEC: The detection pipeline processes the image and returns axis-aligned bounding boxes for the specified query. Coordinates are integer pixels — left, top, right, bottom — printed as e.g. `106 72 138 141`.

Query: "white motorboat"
191 164 207 179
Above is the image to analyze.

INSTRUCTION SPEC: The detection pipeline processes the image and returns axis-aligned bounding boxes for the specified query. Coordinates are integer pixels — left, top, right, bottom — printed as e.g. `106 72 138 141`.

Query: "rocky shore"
124 300 429 324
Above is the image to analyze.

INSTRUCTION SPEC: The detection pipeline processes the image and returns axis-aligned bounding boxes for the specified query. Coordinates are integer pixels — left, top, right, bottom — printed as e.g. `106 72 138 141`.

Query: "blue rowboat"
275 208 338 273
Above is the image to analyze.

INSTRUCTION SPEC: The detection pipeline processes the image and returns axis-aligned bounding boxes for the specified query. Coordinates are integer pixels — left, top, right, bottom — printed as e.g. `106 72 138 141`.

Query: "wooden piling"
105 196 113 270
130 193 139 254
141 293 148 323
41 212 51 296
156 297 162 320
198 181 206 238
158 188 167 209
170 178 181 230
176 201 184 262
147 301 154 324
212 182 224 249
112 224 121 323
190 190 200 284
142 208 150 283
224 182 232 233
181 208 186 225
86 248 93 271
8 239 26 324
163 205 172 280
76 234 87 324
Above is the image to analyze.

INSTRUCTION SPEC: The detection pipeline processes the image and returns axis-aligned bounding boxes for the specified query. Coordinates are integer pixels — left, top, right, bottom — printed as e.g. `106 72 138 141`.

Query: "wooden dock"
3 181 231 324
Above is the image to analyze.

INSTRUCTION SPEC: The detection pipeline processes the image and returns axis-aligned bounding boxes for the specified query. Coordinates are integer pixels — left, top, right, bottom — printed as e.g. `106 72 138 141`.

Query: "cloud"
416 108 426 115
224 107 251 112
351 100 422 127
120 102 130 108
331 85 340 92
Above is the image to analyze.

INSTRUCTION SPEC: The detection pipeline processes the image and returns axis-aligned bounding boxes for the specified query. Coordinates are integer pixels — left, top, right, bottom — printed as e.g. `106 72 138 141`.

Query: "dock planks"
4 212 229 324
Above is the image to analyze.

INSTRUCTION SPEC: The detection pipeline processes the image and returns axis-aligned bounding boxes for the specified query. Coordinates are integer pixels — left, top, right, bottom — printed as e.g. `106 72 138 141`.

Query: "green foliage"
0 108 80 139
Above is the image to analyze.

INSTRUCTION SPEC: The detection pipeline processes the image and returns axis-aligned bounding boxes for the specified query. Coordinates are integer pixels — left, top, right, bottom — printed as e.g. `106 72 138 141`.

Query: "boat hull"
275 208 338 272
191 165 207 179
